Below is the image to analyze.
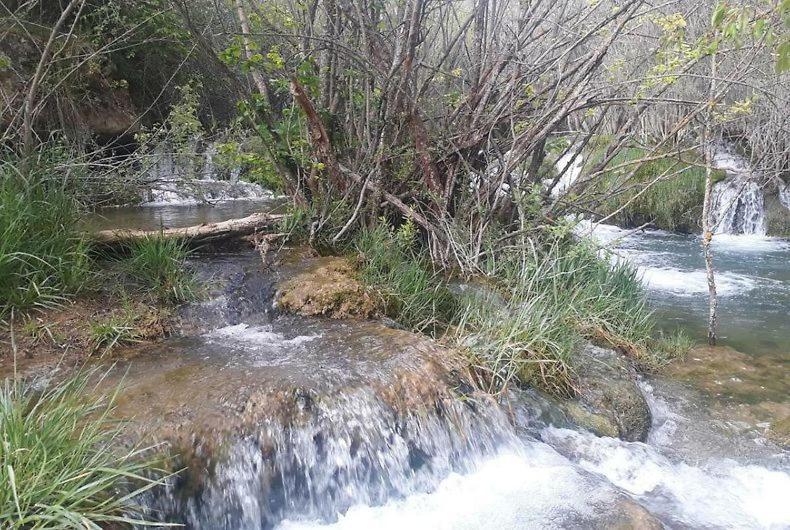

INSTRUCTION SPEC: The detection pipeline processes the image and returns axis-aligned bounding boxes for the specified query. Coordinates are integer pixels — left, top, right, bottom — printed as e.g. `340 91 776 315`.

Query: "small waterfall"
142 140 272 206
780 183 790 211
550 148 583 198
139 382 515 529
709 144 766 235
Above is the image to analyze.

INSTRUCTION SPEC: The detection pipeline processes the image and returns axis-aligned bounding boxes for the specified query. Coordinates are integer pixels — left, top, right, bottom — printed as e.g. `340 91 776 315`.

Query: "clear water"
85 198 285 232
578 221 790 357
92 198 788 529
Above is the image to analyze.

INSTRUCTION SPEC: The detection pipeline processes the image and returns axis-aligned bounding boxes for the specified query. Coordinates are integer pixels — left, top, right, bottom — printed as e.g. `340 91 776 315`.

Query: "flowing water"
88 182 789 528
709 144 767 235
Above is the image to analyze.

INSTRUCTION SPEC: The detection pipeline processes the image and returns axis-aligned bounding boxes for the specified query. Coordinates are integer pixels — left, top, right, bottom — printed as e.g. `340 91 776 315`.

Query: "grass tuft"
0 372 167 528
355 222 457 334
0 159 91 319
122 235 195 304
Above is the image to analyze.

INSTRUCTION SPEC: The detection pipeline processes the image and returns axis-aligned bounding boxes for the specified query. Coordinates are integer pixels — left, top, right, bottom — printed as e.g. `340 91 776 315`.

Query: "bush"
123 235 195 304
0 157 91 319
0 373 165 528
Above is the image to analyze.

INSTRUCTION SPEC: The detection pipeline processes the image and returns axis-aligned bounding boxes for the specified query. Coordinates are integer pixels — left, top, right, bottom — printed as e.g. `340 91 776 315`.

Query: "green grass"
0 372 166 528
352 222 689 396
459 236 659 395
586 146 725 233
0 161 91 319
354 223 457 334
89 314 140 355
122 235 195 304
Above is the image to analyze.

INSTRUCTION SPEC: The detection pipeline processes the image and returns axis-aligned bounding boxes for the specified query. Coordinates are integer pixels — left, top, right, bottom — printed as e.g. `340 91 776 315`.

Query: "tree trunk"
93 213 284 246
701 53 718 346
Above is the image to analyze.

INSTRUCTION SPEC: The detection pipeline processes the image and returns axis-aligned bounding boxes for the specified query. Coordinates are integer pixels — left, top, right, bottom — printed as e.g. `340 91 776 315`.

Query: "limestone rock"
276 256 381 319
561 344 651 442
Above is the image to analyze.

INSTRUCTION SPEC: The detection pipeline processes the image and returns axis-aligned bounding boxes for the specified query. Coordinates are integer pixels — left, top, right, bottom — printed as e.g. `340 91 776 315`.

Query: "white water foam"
206 323 319 349
276 445 618 530
543 427 790 529
638 267 760 297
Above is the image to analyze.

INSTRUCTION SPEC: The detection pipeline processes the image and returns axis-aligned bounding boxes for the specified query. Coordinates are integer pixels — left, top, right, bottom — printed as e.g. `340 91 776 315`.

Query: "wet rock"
560 344 651 442
275 256 381 319
606 498 665 530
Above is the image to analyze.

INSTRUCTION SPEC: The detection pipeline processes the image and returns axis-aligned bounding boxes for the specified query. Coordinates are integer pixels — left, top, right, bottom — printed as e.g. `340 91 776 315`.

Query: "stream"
87 195 789 529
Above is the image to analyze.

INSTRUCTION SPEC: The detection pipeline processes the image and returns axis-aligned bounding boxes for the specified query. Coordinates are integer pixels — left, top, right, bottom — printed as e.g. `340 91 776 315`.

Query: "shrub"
0 373 165 528
0 157 91 319
123 235 195 304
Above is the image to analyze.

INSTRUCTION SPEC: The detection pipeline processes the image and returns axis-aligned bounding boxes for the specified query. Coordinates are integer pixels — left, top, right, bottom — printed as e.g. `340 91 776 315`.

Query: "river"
86 198 789 529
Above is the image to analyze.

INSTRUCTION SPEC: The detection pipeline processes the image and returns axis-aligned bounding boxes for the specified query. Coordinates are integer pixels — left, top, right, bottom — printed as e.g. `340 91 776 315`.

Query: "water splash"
141 387 516 529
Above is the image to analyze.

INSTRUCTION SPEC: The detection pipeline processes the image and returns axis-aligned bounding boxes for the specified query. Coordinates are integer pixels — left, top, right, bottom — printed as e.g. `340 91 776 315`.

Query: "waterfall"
550 148 583 198
708 144 766 235
142 140 272 206
780 183 790 211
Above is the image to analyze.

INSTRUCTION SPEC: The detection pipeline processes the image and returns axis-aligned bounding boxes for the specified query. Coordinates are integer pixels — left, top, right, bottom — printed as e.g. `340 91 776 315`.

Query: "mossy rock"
560 344 651 442
276 256 381 319
765 194 790 237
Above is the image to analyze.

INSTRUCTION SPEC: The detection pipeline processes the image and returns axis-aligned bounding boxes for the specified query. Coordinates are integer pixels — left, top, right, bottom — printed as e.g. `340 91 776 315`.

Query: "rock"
275 256 381 319
605 498 664 530
765 192 790 237
560 344 651 442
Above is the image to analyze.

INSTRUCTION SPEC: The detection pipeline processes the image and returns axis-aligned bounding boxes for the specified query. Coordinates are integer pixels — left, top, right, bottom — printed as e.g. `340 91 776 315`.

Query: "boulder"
560 344 651 442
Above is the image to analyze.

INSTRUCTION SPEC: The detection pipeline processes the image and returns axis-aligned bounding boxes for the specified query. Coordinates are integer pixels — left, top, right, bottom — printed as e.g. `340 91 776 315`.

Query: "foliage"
586 147 725 233
0 153 91 320
0 373 166 528
122 236 195 304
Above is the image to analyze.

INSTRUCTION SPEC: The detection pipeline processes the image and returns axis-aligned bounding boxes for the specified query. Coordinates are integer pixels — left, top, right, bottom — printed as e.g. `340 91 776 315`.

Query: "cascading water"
709 143 767 235
141 140 273 206
93 244 789 530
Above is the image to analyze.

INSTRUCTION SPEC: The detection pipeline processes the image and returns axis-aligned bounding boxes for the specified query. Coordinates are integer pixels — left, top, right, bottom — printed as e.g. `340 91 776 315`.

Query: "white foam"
543 427 790 529
276 445 615 530
206 323 319 348
638 267 760 297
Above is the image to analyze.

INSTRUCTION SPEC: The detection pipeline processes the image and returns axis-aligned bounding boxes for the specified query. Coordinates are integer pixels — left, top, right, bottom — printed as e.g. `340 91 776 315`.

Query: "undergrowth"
122 235 195 304
0 372 167 528
355 222 456 334
353 220 690 396
0 155 92 320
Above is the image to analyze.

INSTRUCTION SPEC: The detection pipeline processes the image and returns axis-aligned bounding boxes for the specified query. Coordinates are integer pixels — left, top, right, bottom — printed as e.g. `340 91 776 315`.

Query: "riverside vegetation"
1 0 788 525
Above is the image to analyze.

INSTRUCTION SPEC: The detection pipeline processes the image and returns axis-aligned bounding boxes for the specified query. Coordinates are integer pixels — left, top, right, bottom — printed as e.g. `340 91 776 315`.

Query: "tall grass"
587 147 725 233
123 235 195 304
355 223 456 334
353 222 688 396
0 159 91 319
0 372 166 528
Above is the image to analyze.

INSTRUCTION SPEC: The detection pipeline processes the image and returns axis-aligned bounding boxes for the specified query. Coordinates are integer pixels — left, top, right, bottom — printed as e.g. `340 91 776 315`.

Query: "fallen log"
93 212 285 246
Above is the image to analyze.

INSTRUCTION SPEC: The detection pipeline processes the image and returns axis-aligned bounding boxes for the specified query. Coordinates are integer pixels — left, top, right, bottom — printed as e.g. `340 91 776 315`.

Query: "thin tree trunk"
701 53 718 346
21 0 83 167
235 0 270 105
